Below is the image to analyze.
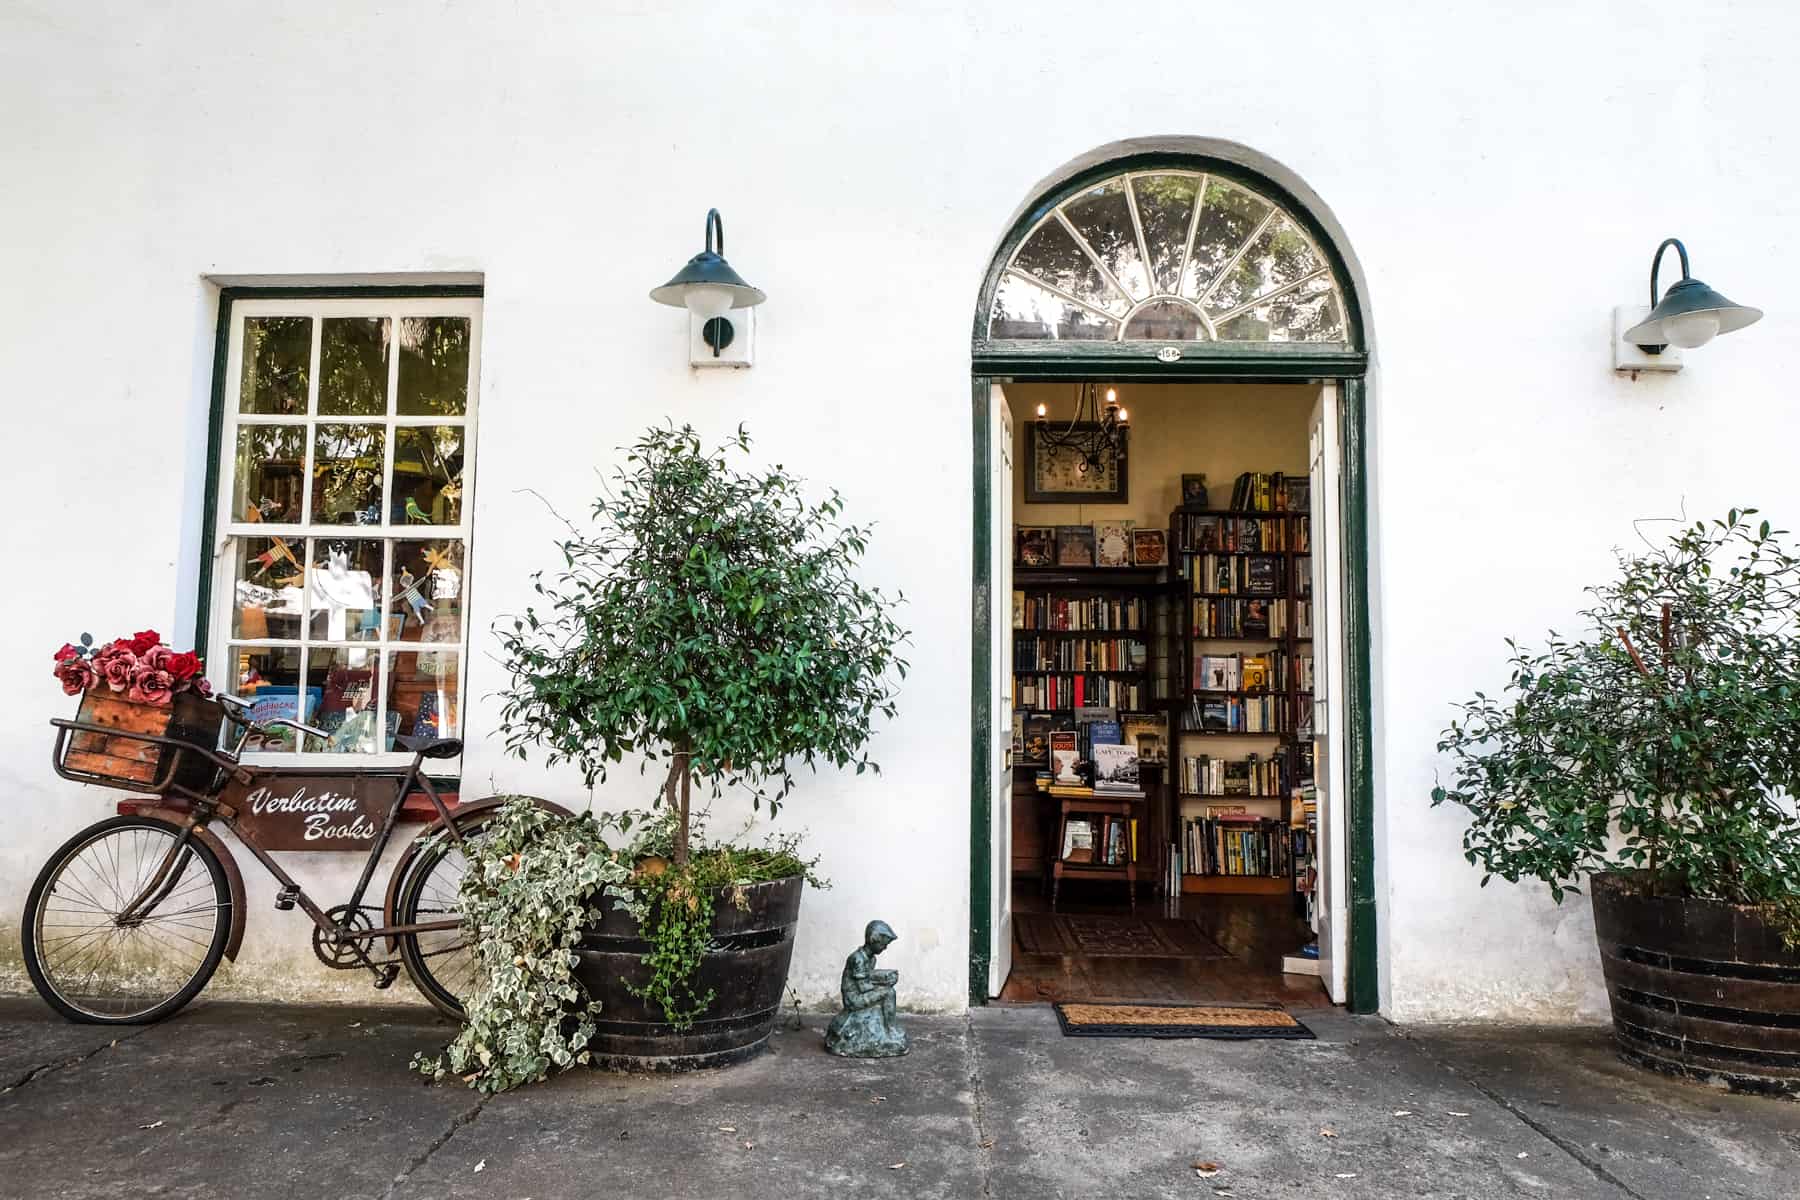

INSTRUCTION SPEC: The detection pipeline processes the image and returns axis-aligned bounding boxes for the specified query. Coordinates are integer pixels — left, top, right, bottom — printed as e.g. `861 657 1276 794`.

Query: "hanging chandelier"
1033 383 1129 475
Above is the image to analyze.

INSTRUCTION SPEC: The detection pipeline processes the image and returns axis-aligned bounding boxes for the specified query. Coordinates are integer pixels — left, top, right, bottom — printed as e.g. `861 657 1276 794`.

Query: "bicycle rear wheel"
395 812 498 1020
22 815 231 1024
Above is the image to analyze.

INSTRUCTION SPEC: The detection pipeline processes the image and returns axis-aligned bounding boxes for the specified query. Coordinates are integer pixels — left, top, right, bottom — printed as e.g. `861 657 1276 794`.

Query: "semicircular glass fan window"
988 172 1349 345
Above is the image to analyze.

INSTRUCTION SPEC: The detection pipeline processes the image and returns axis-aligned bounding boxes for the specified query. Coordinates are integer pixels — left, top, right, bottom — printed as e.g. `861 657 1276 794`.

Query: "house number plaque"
222 774 392 851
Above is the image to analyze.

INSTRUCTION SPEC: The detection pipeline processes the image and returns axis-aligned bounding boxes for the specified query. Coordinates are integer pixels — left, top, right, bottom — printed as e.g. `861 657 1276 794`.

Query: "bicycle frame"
50 715 466 950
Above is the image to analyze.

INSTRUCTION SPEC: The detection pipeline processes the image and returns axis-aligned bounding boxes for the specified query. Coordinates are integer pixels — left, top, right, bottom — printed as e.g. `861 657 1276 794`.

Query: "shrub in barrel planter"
417 424 905 1092
1433 510 1800 1098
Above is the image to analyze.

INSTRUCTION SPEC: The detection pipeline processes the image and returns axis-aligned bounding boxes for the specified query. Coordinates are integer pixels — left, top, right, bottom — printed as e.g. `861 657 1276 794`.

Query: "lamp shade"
1623 276 1762 349
649 209 766 314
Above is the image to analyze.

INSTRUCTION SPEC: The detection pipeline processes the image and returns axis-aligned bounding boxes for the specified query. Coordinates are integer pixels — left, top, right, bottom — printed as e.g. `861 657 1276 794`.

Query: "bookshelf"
1010 566 1171 895
1170 500 1314 897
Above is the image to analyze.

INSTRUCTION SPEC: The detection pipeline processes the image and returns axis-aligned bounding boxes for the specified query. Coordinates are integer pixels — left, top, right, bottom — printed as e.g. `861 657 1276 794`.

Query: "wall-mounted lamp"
1614 237 1761 374
650 208 766 368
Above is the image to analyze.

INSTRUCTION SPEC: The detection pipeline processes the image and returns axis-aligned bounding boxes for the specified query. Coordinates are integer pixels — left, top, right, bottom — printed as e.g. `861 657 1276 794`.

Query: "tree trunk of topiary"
675 736 692 866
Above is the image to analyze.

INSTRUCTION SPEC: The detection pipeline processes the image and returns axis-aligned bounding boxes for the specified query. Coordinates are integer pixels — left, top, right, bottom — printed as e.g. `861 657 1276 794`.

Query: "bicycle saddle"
394 735 464 759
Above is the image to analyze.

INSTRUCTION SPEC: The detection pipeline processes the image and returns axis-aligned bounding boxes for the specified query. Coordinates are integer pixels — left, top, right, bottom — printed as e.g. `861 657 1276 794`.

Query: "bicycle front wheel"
22 815 231 1024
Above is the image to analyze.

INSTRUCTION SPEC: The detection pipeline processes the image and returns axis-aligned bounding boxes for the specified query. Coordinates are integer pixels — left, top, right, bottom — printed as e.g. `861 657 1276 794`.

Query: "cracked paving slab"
1 997 1796 1199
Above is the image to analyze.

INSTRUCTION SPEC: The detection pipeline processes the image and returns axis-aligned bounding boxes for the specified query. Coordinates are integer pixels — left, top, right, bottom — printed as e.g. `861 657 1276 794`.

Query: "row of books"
1061 814 1136 865
1192 596 1287 639
1015 524 1169 569
1191 553 1285 597
1013 592 1147 632
1174 512 1300 553
1229 471 1309 514
1015 709 1168 769
1193 650 1289 693
1181 813 1295 877
1291 791 1319 917
1014 635 1146 673
1179 692 1290 734
1015 675 1147 711
1180 752 1290 797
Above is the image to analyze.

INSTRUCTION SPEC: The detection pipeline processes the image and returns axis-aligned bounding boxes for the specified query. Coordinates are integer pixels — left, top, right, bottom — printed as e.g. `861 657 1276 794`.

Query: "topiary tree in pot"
1432 509 1800 1098
483 423 905 1076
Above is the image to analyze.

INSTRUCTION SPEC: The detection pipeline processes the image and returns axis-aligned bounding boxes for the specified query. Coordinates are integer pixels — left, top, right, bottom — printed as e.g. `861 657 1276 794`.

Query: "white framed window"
204 296 481 766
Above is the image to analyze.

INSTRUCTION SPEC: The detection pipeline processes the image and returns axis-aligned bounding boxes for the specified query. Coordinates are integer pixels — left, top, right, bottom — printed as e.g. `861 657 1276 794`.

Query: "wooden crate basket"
62 691 224 793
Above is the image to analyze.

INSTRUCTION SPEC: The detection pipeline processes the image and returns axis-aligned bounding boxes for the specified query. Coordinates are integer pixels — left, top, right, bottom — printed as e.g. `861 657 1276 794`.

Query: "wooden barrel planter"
1591 871 1800 1099
575 875 803 1072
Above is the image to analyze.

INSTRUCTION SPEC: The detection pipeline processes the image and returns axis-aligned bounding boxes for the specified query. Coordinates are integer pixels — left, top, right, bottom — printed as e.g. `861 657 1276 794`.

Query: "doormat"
1052 1001 1315 1040
1015 913 1229 960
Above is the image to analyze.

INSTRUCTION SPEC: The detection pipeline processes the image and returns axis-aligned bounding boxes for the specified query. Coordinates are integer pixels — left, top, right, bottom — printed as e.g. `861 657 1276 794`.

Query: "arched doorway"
968 146 1378 1012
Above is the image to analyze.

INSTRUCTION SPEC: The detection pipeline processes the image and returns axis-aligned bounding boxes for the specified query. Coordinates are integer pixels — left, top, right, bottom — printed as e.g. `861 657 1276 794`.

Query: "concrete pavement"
0 997 1794 1199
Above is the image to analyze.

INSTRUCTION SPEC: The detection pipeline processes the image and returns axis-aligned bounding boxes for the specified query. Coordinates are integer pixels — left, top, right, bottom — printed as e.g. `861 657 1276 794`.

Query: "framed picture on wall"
1025 425 1128 503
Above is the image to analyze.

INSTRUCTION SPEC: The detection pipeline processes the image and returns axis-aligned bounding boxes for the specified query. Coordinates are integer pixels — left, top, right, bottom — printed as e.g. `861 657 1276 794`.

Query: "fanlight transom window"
988 171 1348 345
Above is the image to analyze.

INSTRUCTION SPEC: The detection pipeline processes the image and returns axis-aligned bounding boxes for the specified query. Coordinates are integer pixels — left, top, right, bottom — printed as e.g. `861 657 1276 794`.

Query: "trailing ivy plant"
451 423 903 1056
1431 509 1800 938
412 797 633 1094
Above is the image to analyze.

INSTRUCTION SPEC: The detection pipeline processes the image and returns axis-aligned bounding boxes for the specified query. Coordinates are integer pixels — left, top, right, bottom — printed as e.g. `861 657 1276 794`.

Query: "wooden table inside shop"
1039 781 1143 912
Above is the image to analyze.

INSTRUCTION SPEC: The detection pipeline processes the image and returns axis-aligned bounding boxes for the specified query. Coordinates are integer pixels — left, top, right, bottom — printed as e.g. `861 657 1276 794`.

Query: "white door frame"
1310 382 1351 1002
987 383 1015 998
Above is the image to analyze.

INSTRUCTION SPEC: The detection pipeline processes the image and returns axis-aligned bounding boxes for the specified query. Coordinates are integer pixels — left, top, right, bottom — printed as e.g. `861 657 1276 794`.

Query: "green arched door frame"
968 151 1379 1012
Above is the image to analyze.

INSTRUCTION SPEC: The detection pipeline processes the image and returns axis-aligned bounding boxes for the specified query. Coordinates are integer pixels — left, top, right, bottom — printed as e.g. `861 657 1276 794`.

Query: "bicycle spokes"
32 824 226 1020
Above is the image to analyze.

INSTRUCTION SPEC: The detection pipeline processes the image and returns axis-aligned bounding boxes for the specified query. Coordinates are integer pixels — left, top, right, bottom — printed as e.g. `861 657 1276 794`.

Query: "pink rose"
192 676 214 697
140 645 174 672
53 657 96 696
129 667 175 706
91 643 138 693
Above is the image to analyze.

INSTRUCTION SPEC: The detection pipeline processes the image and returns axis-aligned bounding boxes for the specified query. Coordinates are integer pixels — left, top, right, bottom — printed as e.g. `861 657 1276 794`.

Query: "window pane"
1009 218 1130 317
392 426 465 525
1213 276 1346 343
1063 181 1151 302
1180 182 1271 301
391 540 466 642
312 424 386 525
307 539 383 642
388 649 459 743
1122 300 1207 341
989 274 1118 340
231 425 305 523
239 317 312 415
1203 215 1327 317
312 647 384 754
230 645 309 752
397 317 471 415
231 537 305 640
319 317 390 416
1131 175 1199 296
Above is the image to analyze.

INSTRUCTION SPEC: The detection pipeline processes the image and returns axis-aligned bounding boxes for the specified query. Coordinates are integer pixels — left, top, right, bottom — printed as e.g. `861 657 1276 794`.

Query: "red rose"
130 666 175 706
54 643 81 663
129 630 162 654
165 651 202 682
91 643 138 693
53 657 96 696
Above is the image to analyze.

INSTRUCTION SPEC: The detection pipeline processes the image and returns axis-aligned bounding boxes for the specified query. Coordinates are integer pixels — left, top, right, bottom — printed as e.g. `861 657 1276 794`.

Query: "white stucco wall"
3 1 1797 1020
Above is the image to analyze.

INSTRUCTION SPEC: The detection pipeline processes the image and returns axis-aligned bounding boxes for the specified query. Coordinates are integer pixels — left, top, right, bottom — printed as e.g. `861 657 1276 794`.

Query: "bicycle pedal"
370 964 400 990
273 886 300 911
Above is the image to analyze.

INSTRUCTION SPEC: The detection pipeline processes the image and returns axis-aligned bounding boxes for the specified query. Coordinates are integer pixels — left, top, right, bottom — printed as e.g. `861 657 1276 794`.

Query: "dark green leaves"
1433 510 1800 935
493 423 909 822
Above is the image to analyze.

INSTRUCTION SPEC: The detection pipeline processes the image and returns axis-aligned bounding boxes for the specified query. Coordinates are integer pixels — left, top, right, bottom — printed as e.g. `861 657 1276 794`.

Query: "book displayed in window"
1015 526 1055 566
1055 525 1096 567
1093 743 1142 794
1094 520 1134 568
1050 730 1080 784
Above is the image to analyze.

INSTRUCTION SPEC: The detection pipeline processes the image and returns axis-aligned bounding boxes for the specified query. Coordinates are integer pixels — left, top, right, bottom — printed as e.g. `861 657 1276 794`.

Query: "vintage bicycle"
22 691 550 1024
